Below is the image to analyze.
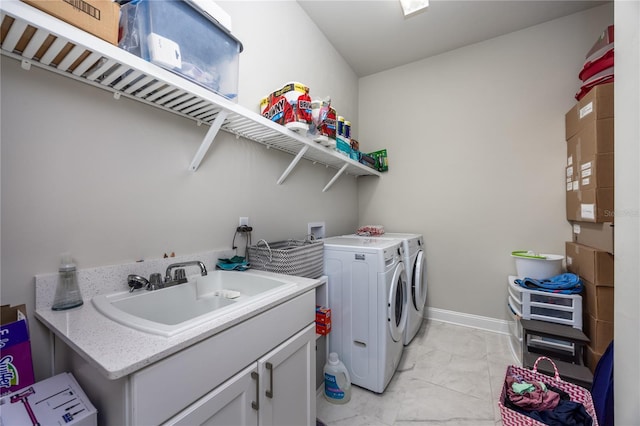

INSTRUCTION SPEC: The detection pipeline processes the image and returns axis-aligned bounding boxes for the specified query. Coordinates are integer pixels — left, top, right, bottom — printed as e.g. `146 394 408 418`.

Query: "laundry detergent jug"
323 352 351 404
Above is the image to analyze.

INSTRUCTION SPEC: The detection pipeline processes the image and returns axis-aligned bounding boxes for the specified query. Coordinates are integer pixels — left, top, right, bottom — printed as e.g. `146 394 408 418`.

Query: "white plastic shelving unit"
0 1 381 192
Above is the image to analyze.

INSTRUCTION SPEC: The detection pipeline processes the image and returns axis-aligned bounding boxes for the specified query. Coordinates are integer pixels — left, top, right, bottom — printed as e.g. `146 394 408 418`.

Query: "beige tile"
395 348 493 401
318 384 402 425
394 377 495 423
317 321 512 426
417 321 490 359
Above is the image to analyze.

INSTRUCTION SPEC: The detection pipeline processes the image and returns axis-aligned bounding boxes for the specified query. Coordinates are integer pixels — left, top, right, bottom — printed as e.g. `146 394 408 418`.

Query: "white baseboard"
426 307 511 335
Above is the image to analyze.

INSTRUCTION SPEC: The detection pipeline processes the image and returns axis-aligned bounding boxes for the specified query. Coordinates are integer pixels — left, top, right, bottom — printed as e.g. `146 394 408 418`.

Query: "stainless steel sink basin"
92 270 297 336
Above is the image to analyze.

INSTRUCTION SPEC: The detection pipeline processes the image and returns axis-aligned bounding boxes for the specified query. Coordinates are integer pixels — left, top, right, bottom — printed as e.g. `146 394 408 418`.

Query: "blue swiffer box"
119 0 243 100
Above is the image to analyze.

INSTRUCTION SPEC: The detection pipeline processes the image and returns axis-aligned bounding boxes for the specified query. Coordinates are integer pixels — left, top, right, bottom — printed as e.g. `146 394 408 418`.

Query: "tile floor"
316 320 516 426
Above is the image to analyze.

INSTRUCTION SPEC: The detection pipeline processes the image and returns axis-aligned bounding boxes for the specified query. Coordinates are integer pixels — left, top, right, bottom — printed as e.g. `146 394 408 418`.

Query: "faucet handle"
149 273 164 290
128 274 149 292
174 268 186 281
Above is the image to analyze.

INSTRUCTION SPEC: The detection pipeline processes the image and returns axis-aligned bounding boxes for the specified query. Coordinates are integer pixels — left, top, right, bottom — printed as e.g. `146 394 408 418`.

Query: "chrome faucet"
165 260 208 283
127 261 208 293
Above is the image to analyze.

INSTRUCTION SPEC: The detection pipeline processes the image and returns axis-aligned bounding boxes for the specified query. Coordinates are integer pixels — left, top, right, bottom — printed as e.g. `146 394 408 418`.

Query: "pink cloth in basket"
506 375 561 411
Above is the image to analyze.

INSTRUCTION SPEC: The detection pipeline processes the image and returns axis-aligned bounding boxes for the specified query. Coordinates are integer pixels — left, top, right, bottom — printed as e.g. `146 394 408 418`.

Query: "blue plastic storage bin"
119 0 242 100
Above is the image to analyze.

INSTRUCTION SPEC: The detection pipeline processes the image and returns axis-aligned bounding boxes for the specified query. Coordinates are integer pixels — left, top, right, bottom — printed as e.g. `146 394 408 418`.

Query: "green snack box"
368 149 388 172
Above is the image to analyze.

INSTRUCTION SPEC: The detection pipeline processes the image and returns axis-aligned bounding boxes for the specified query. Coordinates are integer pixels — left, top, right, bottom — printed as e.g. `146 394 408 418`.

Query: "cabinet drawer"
528 335 575 356
131 291 315 425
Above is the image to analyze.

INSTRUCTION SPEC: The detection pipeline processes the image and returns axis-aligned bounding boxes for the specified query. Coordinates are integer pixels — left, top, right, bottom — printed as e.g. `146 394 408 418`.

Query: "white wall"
357 4 614 319
614 0 640 422
0 1 359 380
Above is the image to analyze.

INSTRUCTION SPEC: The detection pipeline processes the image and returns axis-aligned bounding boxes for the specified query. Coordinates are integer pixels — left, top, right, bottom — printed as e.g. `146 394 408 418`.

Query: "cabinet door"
258 323 316 426
163 364 259 426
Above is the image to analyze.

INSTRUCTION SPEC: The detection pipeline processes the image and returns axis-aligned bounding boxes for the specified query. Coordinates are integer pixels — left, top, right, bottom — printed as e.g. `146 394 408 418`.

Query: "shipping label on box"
566 187 614 223
0 305 35 396
581 187 614 222
580 153 614 190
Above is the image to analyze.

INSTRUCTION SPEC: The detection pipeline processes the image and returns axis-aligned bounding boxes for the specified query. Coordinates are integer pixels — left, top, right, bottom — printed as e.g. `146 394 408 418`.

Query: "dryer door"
388 261 408 342
411 250 427 310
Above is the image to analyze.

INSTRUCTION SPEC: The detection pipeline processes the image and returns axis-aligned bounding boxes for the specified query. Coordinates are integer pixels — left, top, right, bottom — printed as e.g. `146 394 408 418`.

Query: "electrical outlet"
239 217 249 226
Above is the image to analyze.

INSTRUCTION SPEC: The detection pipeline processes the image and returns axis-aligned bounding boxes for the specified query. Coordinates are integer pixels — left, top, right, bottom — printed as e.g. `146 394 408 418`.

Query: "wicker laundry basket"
247 239 324 279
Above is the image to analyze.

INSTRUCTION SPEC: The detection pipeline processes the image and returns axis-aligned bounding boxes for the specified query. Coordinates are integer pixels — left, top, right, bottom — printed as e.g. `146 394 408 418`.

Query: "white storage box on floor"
0 372 97 425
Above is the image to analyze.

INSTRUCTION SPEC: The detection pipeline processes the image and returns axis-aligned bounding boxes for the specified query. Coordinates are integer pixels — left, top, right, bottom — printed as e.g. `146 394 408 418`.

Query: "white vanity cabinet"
164 323 316 426
64 290 316 426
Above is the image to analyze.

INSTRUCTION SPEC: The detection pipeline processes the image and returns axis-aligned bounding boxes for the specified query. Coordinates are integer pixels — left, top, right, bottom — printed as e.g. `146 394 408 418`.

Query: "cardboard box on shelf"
583 312 613 354
565 83 614 140
566 186 614 223
565 241 614 286
571 221 614 254
0 372 97 425
0 304 35 396
582 279 614 322
21 0 120 45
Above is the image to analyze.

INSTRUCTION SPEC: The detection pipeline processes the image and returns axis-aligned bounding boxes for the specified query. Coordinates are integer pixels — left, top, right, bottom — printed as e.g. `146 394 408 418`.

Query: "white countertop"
34 250 323 380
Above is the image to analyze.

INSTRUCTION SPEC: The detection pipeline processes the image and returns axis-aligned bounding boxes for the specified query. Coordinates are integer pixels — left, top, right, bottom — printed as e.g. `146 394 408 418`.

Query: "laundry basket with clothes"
499 356 598 426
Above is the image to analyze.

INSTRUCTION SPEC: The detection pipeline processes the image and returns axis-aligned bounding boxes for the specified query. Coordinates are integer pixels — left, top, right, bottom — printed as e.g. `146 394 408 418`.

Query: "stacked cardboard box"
564 82 614 372
565 83 614 222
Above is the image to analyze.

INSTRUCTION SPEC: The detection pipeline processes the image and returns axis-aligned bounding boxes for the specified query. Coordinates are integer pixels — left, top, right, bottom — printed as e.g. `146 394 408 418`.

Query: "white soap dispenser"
52 253 83 310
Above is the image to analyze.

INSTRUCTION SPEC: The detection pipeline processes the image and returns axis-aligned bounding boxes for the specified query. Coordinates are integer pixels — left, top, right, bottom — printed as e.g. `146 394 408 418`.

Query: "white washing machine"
323 236 408 393
342 233 427 346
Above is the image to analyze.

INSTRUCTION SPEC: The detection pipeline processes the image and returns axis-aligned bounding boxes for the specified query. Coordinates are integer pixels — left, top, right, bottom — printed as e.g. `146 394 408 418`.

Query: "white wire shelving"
0 1 381 192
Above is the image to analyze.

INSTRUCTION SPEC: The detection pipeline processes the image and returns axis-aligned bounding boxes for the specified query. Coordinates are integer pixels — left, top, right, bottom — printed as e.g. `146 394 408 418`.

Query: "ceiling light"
399 0 429 17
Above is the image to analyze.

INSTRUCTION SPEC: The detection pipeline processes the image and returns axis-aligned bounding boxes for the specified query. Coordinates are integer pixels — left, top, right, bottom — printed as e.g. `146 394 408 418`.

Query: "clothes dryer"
323 237 408 393
342 233 427 345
